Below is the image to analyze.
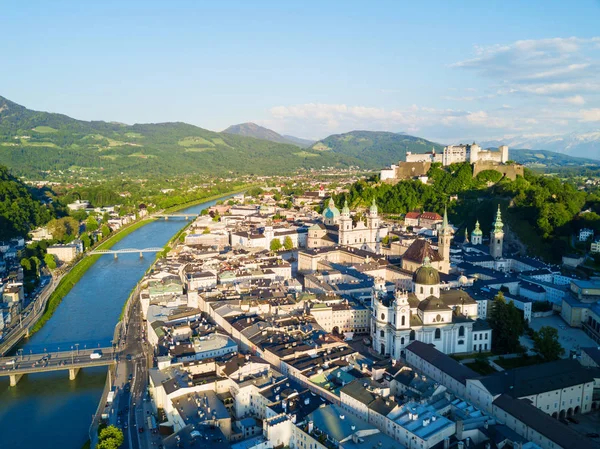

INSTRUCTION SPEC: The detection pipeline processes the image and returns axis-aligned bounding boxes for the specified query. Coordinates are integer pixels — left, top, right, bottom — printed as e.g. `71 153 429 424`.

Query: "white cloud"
579 108 600 122
452 37 600 101
550 95 586 105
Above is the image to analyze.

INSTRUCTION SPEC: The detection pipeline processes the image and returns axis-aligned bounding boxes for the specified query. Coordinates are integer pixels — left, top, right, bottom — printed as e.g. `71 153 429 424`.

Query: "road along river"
0 196 230 449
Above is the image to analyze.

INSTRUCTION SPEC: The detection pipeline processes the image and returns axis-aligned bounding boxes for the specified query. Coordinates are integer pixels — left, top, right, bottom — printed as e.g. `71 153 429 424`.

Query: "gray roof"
493 394 600 449
406 341 477 385
479 359 595 398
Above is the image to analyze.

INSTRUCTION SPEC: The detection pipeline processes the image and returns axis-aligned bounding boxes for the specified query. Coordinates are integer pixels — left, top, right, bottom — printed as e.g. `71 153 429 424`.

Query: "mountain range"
480 133 600 159
1 94 599 179
222 122 314 148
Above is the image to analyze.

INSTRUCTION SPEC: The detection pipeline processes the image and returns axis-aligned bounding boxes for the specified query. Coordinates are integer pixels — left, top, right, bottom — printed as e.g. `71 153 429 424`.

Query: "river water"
0 197 228 449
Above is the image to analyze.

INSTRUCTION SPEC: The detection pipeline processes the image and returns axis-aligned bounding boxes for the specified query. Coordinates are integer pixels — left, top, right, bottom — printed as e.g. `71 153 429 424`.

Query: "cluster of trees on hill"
0 165 54 240
336 163 599 261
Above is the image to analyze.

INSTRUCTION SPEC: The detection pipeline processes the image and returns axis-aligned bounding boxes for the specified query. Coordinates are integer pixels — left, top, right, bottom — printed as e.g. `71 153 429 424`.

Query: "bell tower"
490 205 504 259
438 206 452 273
471 220 483 245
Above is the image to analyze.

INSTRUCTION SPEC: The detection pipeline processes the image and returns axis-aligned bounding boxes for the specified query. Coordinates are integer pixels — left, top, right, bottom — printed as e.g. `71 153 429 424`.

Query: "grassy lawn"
294 151 319 158
465 360 497 375
178 136 215 147
32 126 58 133
495 354 545 370
451 351 493 361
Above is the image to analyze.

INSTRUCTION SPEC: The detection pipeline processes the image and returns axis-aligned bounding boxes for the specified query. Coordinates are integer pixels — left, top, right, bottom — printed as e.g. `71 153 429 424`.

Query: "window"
380 330 385 338
410 330 416 341
381 313 385 320
430 287 434 294
474 334 478 341
401 337 405 345
485 333 488 340
434 328 441 339
420 287 423 294
458 326 465 337
401 315 406 326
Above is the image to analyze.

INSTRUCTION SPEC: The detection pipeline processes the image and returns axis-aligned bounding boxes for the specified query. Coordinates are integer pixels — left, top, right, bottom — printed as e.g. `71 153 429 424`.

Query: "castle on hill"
381 142 523 183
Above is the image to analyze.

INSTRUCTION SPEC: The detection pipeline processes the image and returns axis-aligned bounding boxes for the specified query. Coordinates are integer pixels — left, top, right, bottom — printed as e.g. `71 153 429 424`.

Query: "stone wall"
472 161 524 181
383 161 431 183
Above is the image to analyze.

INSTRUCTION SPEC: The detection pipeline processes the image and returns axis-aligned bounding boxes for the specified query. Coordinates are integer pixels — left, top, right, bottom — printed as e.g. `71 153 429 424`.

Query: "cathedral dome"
323 198 340 221
413 259 440 285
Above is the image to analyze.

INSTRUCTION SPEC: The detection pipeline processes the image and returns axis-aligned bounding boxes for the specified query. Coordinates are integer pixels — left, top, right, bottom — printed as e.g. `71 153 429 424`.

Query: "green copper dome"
323 198 340 220
342 199 350 216
472 220 483 236
413 257 440 285
370 198 378 215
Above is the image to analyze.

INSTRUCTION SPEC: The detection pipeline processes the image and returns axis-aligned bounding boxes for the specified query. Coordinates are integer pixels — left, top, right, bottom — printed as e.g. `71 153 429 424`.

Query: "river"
0 196 230 449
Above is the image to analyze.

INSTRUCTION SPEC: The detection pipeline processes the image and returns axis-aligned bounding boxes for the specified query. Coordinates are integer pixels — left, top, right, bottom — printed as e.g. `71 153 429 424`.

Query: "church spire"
442 205 449 229
493 205 503 232
370 197 378 216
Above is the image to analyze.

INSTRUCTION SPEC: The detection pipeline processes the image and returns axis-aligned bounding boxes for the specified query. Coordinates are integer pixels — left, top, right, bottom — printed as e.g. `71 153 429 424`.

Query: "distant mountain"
509 149 600 168
282 134 315 148
0 96 355 178
222 122 314 148
310 130 444 168
480 133 600 160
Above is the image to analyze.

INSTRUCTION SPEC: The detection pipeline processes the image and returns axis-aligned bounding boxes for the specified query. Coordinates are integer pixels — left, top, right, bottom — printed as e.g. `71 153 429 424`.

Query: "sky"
1 0 599 142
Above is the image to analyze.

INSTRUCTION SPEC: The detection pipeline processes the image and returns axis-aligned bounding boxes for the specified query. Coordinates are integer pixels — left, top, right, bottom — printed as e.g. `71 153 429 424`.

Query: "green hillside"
310 131 444 168
0 164 54 240
0 96 356 178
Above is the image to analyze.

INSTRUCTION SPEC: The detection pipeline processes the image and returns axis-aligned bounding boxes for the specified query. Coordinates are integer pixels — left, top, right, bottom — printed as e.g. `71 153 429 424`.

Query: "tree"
487 292 524 354
21 257 32 272
86 216 99 232
81 233 92 250
283 236 294 250
101 224 111 238
46 217 79 242
533 326 565 361
270 238 282 251
99 425 124 447
44 253 57 270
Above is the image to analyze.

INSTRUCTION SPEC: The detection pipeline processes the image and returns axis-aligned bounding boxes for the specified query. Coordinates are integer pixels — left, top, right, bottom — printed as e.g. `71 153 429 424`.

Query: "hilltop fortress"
381 142 523 183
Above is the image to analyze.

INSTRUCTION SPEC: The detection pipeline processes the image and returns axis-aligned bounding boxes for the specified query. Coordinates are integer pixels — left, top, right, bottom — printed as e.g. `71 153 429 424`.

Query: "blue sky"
1 0 599 142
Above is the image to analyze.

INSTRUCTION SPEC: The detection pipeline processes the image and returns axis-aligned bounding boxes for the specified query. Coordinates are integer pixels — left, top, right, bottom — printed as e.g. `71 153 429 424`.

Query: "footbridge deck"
0 347 116 386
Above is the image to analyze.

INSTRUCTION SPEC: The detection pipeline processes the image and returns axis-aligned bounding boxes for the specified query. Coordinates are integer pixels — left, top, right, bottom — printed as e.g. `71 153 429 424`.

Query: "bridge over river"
88 247 164 258
0 347 115 386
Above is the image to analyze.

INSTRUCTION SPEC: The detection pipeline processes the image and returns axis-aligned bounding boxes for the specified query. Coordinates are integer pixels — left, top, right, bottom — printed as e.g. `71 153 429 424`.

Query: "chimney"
308 421 313 433
466 437 470 447
444 438 450 449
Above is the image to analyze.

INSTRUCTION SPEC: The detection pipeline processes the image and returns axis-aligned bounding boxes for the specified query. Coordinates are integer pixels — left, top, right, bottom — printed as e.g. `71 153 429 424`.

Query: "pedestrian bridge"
0 347 116 386
88 247 164 258
153 213 198 220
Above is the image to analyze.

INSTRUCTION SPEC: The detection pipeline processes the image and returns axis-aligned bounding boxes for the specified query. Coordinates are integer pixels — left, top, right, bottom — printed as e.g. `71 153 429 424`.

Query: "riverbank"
163 184 255 213
29 218 155 336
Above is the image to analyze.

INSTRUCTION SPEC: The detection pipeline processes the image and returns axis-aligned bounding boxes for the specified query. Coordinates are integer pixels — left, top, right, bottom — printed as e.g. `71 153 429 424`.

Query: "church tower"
367 198 380 240
339 200 352 245
438 206 452 272
471 220 483 245
490 205 504 259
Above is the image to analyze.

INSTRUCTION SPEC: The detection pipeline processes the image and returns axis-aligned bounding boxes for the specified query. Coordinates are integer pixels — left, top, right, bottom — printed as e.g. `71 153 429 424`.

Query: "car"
5 359 15 366
138 427 144 433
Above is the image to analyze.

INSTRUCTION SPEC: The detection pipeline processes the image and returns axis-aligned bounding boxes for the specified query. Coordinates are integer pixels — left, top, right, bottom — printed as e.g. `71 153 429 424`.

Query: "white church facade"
371 260 492 358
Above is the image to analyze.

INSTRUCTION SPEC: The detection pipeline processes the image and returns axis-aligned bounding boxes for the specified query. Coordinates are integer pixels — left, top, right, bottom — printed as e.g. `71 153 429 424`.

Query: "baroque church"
371 260 492 358
307 198 389 252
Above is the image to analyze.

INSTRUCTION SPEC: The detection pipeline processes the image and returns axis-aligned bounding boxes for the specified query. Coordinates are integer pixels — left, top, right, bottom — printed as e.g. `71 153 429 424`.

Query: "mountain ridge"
222 122 314 147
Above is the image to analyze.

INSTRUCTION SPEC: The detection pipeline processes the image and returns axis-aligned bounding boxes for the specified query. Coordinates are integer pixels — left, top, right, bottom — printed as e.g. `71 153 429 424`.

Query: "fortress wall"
473 161 524 181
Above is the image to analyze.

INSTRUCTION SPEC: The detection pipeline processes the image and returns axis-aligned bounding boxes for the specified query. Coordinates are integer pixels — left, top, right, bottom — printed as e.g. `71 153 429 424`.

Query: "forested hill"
310 131 445 168
0 96 356 178
0 165 53 240
337 163 600 262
